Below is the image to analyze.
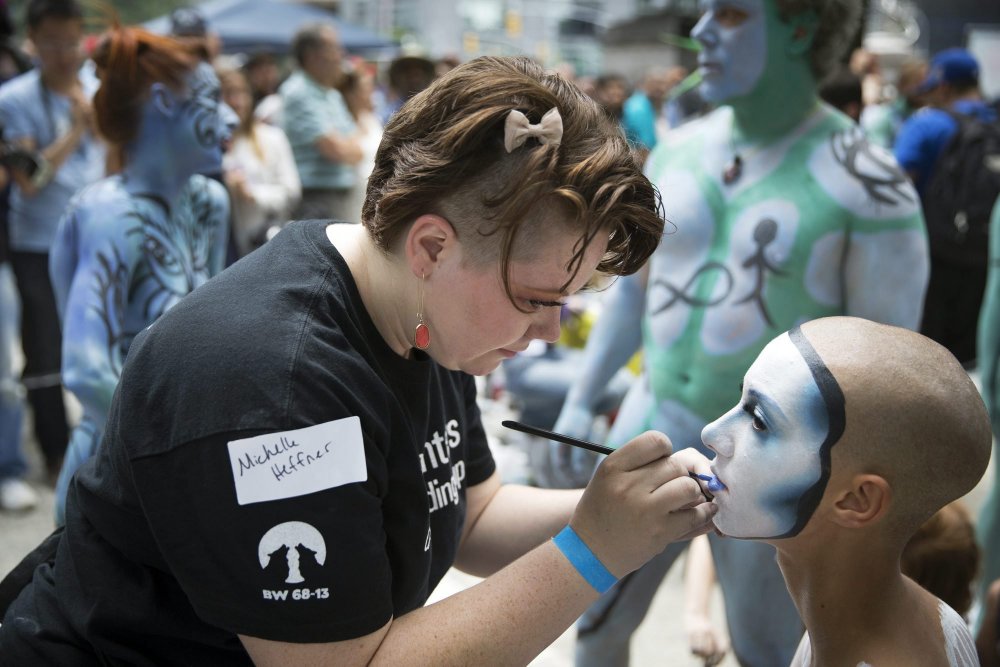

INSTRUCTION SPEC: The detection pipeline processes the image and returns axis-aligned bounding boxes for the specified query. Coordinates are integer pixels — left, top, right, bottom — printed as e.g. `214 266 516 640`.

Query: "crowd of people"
0 0 999 664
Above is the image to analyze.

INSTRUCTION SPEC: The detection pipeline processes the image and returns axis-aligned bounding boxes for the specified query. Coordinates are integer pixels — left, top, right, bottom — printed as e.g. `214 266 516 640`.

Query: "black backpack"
922 109 1000 268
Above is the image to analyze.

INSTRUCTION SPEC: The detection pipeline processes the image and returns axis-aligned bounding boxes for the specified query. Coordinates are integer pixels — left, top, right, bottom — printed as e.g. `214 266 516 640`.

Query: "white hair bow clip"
504 107 563 153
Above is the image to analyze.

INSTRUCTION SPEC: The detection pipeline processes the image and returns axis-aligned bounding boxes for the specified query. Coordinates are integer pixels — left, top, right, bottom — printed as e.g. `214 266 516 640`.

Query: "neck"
304 67 334 90
41 69 76 95
122 143 189 207
776 535 912 663
330 224 416 359
729 67 819 145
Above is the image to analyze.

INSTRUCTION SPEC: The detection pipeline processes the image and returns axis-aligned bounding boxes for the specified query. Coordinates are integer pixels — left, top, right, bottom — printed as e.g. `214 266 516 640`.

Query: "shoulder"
668 107 725 146
279 72 311 100
936 599 978 667
256 122 291 146
0 69 38 106
57 178 144 255
899 107 954 138
122 251 391 447
64 177 134 225
807 119 923 223
182 173 226 196
645 108 725 176
179 174 228 209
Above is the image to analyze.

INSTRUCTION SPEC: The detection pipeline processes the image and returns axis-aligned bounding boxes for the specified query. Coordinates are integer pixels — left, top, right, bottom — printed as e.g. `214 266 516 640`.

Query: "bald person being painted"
701 316 989 666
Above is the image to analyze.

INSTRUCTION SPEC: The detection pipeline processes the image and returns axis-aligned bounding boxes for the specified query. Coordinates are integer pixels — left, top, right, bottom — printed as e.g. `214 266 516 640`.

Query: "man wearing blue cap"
894 48 998 366
894 48 995 196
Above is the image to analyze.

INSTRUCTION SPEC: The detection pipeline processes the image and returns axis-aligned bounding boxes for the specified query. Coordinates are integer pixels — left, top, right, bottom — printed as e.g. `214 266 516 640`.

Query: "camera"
0 124 40 177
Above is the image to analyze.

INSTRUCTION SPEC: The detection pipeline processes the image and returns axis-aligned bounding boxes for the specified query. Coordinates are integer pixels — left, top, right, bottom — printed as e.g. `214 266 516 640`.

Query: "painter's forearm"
453 484 581 576
375 541 597 666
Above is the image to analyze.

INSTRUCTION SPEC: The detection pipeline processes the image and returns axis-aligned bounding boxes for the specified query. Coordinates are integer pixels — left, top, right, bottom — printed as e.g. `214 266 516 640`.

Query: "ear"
150 82 181 119
785 10 819 57
404 214 456 278
830 474 891 529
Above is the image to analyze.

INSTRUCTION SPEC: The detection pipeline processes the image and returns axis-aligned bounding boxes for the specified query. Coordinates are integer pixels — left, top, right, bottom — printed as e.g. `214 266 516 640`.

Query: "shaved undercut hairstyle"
364 56 664 311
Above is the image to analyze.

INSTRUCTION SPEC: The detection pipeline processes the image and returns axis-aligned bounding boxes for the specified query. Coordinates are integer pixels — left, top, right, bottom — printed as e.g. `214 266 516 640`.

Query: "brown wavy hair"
91 22 197 162
363 56 664 309
901 501 980 618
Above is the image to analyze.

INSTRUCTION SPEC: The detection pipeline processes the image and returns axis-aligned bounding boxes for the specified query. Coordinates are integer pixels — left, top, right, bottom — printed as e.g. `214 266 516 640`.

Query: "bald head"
800 317 991 534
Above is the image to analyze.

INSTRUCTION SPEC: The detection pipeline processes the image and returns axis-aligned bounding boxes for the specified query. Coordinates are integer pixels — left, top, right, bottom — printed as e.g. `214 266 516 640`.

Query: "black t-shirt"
0 219 496 664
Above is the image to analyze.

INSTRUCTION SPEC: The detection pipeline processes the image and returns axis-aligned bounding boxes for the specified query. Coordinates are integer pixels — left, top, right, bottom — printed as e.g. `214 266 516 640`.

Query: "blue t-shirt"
893 99 997 196
279 70 357 190
622 91 657 151
0 66 105 253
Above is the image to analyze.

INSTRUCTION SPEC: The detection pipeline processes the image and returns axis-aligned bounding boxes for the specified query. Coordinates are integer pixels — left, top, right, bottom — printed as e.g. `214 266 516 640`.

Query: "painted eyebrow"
745 387 787 423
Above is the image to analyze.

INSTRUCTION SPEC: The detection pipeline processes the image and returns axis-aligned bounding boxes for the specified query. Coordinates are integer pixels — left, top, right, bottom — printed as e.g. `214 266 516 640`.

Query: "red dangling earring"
414 271 430 350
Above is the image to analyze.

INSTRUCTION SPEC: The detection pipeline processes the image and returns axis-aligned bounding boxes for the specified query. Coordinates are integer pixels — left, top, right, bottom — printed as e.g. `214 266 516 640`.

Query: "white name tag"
227 417 367 506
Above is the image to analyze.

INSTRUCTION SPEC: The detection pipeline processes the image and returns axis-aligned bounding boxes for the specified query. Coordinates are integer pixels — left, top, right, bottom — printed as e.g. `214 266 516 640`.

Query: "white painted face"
702 331 833 539
691 0 768 104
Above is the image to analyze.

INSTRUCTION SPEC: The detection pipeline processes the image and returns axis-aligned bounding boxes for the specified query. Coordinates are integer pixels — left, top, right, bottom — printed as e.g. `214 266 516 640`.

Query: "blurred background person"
168 6 221 61
900 501 981 621
280 23 360 221
894 48 998 367
245 50 285 127
380 47 436 123
243 50 281 109
337 63 381 224
849 47 884 108
861 56 928 148
435 53 460 79
219 66 299 258
0 0 106 495
819 67 864 123
0 0 34 512
623 66 683 164
592 72 628 124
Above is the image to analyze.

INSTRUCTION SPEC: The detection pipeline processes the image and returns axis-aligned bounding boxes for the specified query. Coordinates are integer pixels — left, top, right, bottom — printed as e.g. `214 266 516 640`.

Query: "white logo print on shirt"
259 521 327 584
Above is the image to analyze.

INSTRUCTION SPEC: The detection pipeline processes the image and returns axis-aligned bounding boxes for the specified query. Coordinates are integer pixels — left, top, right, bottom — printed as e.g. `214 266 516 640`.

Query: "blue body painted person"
48 22 234 523
705 316 988 666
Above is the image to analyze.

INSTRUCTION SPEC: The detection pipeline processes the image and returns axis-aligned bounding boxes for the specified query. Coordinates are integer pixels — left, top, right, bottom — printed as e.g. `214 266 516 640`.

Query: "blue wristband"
552 525 618 594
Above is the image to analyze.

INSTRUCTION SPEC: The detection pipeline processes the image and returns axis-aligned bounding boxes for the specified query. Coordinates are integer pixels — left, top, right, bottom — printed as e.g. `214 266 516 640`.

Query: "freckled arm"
51 206 137 426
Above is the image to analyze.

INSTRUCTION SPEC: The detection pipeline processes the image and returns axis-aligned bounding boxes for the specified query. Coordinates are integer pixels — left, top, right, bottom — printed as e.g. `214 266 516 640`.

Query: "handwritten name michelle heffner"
236 436 334 482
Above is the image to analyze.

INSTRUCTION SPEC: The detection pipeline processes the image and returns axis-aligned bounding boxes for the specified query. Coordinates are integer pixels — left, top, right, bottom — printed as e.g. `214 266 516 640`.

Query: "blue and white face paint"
173 62 237 175
691 0 768 104
702 326 845 539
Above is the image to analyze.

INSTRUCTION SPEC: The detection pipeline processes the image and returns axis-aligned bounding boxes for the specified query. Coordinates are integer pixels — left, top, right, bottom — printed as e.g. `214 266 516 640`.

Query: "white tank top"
788 600 978 666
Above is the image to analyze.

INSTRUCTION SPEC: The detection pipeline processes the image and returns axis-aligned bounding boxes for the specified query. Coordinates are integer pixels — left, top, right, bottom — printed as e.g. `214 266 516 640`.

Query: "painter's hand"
547 403 600 489
569 431 717 578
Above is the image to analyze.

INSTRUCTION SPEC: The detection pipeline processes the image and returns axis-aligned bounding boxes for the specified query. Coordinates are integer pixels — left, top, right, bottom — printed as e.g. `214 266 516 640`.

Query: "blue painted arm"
544 269 647 487
556 269 647 434
50 192 138 425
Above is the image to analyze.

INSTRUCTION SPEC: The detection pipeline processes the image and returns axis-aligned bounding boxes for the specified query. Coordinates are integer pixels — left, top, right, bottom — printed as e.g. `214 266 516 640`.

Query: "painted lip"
709 466 728 493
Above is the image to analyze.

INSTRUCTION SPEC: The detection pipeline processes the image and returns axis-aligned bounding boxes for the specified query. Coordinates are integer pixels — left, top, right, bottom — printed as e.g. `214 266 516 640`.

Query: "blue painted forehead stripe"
777 325 847 538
